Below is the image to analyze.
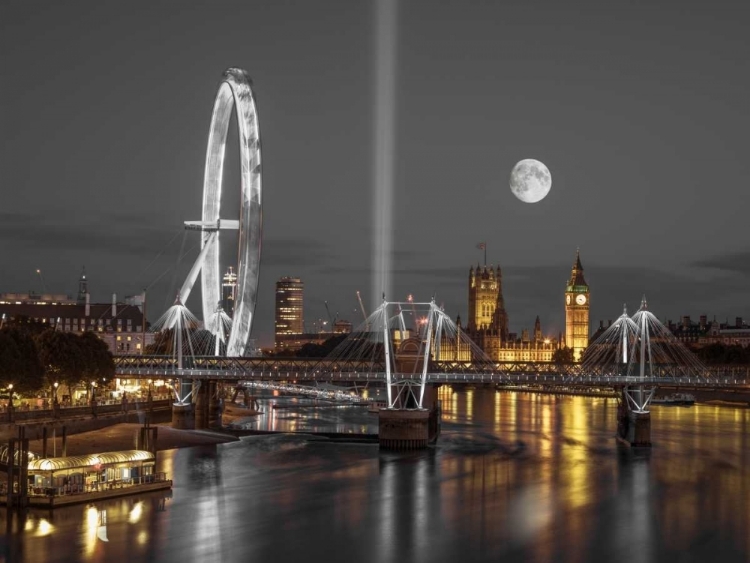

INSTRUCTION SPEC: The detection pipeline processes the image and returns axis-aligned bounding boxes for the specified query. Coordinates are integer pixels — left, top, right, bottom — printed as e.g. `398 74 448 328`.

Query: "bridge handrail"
114 355 750 379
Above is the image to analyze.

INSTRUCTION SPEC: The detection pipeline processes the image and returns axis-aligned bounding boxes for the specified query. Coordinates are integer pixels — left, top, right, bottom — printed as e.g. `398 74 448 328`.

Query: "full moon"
509 159 552 203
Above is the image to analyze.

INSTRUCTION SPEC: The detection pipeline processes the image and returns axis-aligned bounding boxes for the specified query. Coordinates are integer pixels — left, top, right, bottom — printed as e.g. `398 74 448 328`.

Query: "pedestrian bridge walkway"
114 355 750 389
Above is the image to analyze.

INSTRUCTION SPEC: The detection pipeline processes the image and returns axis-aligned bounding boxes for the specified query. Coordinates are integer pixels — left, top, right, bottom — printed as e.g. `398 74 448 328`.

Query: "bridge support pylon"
377 302 444 450
172 380 198 430
617 386 654 447
195 381 209 429
192 379 223 429
172 402 194 430
378 385 441 450
207 381 223 429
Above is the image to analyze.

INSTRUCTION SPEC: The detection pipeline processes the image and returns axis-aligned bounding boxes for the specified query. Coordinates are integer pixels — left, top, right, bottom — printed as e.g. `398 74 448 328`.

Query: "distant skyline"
2 1 749 347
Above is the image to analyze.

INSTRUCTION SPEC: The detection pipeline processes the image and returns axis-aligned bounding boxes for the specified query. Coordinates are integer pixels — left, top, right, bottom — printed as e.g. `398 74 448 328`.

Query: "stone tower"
468 265 500 330
565 249 590 362
77 267 88 304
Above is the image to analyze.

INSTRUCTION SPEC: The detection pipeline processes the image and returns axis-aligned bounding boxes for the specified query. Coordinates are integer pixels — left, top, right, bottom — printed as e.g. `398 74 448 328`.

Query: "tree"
552 346 575 364
37 330 86 400
5 315 49 337
37 331 116 401
0 327 45 393
694 342 750 365
295 333 349 358
79 331 115 386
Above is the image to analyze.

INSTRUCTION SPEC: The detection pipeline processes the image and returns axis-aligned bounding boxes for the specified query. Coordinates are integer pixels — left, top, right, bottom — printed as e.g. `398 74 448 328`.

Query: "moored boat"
368 401 388 413
652 393 695 406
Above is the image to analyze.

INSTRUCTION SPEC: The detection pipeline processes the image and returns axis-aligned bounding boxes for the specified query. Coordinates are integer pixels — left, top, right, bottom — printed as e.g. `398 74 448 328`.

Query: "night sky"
2 1 749 347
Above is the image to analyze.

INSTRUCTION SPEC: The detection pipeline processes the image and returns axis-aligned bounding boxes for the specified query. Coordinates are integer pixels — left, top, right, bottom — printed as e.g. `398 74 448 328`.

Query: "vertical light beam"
372 0 398 309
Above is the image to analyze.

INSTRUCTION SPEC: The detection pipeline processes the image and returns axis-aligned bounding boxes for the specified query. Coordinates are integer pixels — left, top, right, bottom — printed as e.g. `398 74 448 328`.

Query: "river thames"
3 387 750 562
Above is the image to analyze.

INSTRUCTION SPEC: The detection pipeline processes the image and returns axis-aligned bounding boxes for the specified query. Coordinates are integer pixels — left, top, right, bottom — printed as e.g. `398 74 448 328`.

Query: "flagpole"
484 244 487 266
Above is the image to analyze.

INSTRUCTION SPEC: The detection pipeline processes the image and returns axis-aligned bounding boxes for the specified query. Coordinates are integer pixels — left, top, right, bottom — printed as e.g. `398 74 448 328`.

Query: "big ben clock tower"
565 249 590 362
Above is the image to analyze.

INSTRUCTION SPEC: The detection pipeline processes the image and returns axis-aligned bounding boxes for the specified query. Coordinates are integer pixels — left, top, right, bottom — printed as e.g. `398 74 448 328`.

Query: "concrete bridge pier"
172 402 194 429
195 380 222 429
617 387 653 447
378 384 441 450
207 380 223 429
231 386 259 410
172 378 195 430
195 381 209 429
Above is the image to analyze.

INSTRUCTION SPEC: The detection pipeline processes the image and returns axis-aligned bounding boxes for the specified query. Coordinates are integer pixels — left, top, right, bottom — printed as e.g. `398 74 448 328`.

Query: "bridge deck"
114 356 750 389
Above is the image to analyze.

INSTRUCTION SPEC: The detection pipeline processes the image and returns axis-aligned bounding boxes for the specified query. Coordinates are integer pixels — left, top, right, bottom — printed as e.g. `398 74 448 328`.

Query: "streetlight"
53 381 59 404
7 383 13 421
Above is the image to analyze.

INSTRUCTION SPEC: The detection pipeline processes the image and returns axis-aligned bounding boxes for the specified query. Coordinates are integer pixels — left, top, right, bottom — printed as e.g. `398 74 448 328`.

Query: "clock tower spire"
565 249 590 362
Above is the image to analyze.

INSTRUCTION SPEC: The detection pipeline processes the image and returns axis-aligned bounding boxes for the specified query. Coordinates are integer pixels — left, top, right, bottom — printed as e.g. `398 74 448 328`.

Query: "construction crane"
407 294 418 331
324 301 336 332
356 291 368 323
36 269 47 294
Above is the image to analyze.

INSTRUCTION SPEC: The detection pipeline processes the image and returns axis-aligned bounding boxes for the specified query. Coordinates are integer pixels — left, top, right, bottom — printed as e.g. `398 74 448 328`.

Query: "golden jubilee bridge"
121 298 750 447
114 355 750 388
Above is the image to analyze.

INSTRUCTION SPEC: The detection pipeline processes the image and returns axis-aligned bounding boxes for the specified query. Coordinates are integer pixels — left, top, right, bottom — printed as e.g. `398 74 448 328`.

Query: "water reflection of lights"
509 484 554 541
96 510 109 542
466 389 474 421
493 391 501 433
36 518 54 537
84 505 100 556
437 386 457 421
561 398 592 511
377 459 396 563
129 501 143 524
539 400 552 458
86 505 98 531
22 515 56 537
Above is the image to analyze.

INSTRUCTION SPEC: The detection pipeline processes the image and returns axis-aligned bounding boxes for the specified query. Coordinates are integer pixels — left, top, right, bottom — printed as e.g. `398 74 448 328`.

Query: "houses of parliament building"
455 250 590 362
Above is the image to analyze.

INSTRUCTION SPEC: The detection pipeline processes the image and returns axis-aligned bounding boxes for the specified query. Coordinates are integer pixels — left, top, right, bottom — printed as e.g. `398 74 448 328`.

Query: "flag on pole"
476 242 487 265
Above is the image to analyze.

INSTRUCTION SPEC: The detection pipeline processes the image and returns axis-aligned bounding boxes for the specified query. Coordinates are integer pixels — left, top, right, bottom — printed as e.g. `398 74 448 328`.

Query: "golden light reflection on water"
636 402 750 554
493 390 502 434
5 389 750 562
539 397 552 459
128 501 143 524
36 518 53 537
438 385 457 421
84 505 99 557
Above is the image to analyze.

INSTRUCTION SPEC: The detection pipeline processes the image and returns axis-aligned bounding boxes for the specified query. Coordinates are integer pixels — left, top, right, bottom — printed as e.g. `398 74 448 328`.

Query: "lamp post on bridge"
53 382 59 419
90 381 98 418
7 383 14 423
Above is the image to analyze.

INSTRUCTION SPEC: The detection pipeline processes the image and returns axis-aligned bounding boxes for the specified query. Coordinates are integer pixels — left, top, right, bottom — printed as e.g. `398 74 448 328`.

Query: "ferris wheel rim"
200 68 262 357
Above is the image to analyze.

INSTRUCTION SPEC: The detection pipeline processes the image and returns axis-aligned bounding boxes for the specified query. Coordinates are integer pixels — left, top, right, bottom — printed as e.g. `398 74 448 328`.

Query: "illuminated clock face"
566 295 571 305
576 294 587 305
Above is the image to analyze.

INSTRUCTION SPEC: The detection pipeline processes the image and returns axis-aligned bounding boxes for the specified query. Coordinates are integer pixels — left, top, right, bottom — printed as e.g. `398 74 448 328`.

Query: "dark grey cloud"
2 0 750 347
260 238 338 268
0 211 179 256
692 251 750 275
